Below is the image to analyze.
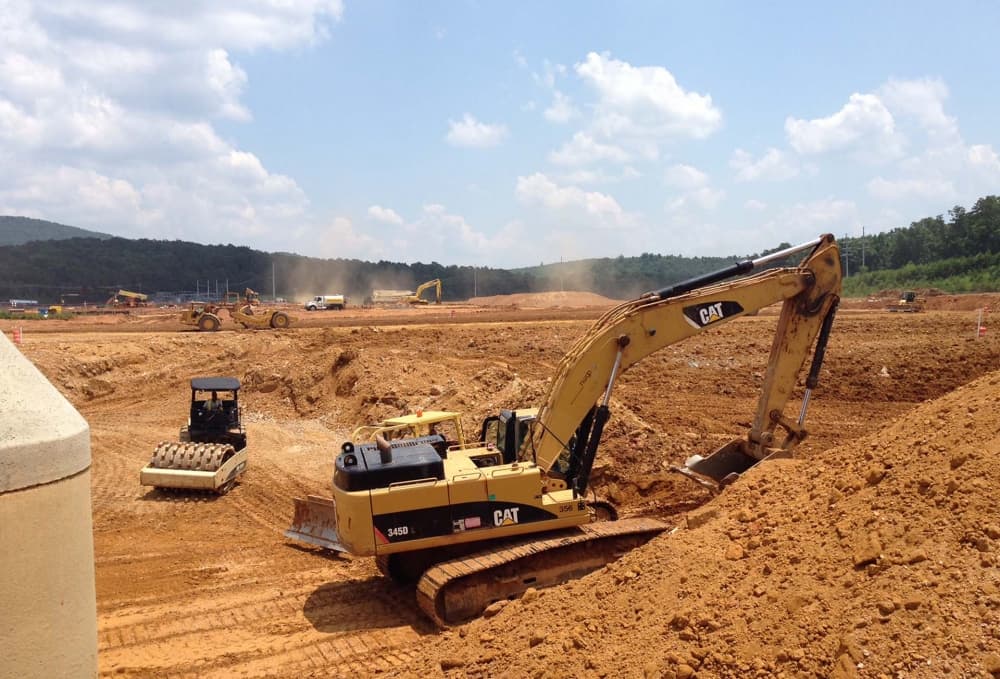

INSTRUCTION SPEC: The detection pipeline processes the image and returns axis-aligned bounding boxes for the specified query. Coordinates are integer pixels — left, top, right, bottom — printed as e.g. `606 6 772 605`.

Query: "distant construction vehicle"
179 288 292 331
370 289 414 306
139 377 248 494
886 290 926 313
405 279 442 305
107 290 148 308
304 294 346 311
370 279 442 307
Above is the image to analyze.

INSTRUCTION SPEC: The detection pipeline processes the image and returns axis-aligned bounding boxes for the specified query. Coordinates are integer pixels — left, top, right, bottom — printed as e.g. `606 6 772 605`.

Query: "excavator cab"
479 408 537 464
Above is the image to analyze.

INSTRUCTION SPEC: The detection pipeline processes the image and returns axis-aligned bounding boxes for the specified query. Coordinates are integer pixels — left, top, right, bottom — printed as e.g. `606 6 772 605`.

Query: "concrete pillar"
0 331 97 678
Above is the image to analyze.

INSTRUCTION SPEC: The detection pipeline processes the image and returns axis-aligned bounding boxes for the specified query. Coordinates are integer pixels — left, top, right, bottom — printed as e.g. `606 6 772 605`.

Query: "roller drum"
149 441 234 472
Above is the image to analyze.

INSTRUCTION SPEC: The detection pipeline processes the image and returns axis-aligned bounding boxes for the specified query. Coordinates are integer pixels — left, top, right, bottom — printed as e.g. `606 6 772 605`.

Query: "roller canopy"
190 377 241 392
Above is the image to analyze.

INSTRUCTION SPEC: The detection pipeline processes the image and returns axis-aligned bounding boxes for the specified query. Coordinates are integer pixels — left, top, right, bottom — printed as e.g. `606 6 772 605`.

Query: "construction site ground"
4 291 999 679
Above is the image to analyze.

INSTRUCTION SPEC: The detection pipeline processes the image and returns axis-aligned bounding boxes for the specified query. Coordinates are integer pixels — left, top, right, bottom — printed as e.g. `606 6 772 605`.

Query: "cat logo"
683 301 745 329
493 507 520 526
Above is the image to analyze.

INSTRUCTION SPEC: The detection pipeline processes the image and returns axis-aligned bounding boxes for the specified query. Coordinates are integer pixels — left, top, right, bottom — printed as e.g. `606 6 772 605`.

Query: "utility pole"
861 225 865 270
272 261 276 301
473 268 477 297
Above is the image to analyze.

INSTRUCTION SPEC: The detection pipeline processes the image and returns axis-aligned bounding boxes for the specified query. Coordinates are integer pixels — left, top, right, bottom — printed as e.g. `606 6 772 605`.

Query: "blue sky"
2 1 998 267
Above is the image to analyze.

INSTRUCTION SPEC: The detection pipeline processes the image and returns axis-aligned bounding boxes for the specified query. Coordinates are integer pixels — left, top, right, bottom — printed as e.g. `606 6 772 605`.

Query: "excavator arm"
524 234 842 492
409 279 442 304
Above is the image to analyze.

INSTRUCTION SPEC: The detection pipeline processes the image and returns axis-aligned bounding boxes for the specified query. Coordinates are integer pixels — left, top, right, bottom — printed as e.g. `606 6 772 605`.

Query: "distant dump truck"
304 295 345 311
370 289 414 306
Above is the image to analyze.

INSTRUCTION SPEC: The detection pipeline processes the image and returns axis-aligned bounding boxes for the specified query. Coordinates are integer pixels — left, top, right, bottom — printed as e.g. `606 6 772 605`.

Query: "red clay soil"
3 291 999 678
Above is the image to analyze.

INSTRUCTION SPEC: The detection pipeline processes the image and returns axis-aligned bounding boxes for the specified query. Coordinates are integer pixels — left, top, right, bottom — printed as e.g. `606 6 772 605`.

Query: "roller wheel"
198 314 220 332
270 312 290 329
216 479 236 495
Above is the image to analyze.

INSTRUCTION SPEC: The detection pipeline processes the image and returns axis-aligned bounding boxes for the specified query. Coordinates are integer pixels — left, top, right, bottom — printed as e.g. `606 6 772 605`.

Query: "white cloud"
866 176 957 201
0 1 341 246
776 198 858 232
730 148 799 182
548 132 630 166
744 199 767 211
663 164 708 189
516 172 631 227
38 1 345 52
559 166 641 185
878 78 957 140
367 205 404 225
205 49 250 121
969 144 1000 172
667 186 725 212
312 216 383 260
531 60 567 89
575 52 722 142
785 93 899 156
544 90 579 124
445 113 508 148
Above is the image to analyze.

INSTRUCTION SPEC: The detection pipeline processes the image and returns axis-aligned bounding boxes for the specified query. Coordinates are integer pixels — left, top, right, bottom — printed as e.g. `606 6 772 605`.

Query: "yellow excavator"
286 235 842 626
406 279 442 305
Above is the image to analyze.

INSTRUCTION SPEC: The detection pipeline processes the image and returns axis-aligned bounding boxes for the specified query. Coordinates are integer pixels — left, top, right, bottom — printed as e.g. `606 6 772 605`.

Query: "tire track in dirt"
98 568 429 678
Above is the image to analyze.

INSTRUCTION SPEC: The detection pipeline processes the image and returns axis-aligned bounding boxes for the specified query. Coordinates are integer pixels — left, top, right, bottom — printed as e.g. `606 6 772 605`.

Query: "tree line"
0 195 997 304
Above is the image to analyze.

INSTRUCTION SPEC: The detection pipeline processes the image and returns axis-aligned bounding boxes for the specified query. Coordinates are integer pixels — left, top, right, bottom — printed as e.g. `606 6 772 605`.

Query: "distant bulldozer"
886 290 926 313
179 288 293 331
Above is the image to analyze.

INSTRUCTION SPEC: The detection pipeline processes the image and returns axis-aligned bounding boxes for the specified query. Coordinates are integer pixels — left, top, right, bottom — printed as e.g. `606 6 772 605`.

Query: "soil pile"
401 369 1000 679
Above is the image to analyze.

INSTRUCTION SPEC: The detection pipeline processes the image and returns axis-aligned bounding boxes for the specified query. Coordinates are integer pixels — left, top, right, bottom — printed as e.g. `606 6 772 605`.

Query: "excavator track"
415 517 668 627
150 441 233 472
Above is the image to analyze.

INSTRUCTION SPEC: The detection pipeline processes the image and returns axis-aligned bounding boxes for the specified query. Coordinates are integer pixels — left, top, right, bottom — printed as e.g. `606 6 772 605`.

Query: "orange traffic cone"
13 325 23 344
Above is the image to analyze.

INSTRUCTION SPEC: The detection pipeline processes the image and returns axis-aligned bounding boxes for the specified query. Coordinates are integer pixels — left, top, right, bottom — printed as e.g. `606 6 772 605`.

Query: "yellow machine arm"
524 234 842 491
409 279 442 304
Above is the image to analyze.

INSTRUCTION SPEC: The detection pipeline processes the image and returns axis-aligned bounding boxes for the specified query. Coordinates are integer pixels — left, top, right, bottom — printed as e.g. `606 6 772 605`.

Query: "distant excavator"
406 279 442 305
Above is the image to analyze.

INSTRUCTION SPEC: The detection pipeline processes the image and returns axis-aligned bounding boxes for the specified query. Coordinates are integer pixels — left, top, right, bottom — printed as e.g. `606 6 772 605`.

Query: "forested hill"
0 216 113 246
0 195 997 303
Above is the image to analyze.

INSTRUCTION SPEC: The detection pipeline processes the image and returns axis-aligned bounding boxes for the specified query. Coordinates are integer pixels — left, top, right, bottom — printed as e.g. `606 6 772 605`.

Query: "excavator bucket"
672 439 790 490
284 495 348 552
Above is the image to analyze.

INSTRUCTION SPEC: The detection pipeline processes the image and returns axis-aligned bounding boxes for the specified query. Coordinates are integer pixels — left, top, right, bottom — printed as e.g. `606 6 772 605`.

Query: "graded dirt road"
4 295 999 678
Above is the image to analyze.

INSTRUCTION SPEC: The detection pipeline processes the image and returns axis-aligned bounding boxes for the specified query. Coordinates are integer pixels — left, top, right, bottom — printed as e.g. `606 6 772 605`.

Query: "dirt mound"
400 369 1000 679
469 291 620 308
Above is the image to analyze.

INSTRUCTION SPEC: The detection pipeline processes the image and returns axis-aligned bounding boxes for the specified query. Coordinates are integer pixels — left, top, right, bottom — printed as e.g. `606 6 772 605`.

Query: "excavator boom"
526 234 842 488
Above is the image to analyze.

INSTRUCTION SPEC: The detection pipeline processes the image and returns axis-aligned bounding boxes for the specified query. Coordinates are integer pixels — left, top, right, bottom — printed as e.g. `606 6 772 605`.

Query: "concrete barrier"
0 331 97 678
